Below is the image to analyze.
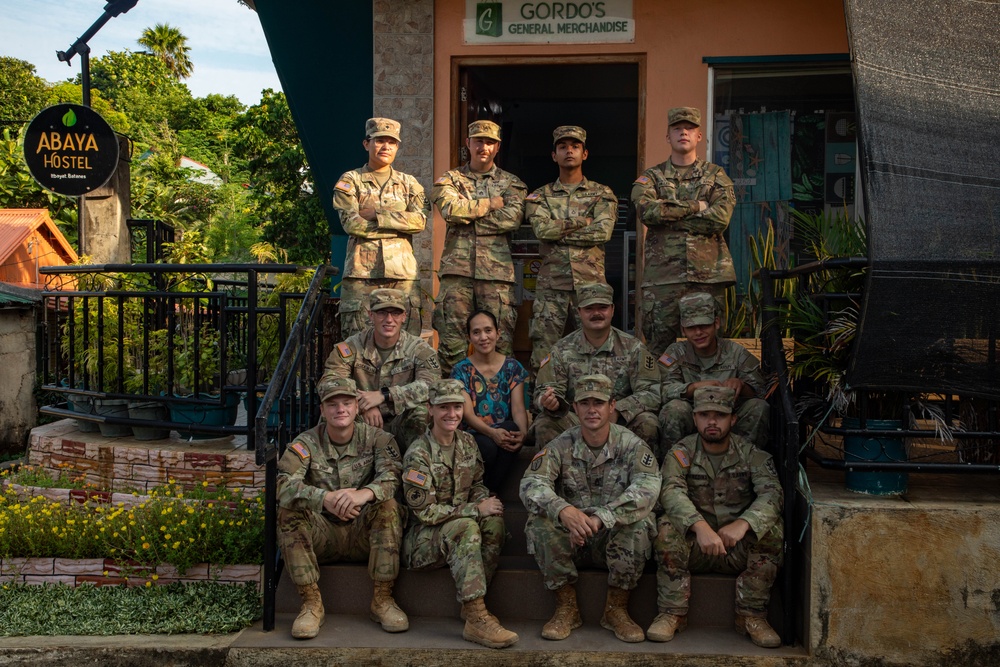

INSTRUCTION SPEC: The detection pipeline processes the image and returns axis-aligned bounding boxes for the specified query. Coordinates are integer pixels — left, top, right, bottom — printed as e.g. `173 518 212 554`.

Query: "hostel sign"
465 0 634 44
23 104 120 198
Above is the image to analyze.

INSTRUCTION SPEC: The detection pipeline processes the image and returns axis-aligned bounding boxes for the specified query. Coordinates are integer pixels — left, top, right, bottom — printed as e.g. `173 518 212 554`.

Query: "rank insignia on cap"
290 442 310 461
405 469 427 486
673 449 690 468
526 192 540 201
335 180 352 193
337 342 353 358
659 353 675 367
634 175 650 185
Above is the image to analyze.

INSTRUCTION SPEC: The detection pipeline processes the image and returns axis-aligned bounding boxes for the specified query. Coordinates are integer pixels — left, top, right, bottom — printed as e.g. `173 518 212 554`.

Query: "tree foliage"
137 23 194 80
0 57 48 124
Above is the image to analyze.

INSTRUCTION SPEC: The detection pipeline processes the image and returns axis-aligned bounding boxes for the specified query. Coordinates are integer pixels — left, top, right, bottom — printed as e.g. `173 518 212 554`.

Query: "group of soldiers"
275 107 785 649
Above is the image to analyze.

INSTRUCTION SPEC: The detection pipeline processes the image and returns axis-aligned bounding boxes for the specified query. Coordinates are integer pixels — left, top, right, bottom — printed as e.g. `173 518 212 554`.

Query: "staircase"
231 450 808 665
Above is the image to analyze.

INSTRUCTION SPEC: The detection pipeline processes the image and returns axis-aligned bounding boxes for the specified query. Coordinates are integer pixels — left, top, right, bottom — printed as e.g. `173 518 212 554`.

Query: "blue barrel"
843 418 908 495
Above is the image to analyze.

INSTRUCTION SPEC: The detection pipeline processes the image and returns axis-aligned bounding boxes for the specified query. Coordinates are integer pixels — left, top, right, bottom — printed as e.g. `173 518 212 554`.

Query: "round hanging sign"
22 104 120 197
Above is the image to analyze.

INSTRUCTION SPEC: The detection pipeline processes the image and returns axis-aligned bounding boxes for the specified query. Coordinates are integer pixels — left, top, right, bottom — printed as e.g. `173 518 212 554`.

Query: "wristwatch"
381 387 391 403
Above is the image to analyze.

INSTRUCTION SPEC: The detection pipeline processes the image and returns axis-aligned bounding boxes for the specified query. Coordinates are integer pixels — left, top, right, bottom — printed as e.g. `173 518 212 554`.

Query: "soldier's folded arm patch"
335 180 352 193
672 449 690 468
406 485 429 509
434 176 447 185
637 449 657 473
405 469 428 486
634 175 650 185
526 192 540 201
290 442 310 461
659 353 675 367
337 342 353 358
529 449 547 471
539 355 550 369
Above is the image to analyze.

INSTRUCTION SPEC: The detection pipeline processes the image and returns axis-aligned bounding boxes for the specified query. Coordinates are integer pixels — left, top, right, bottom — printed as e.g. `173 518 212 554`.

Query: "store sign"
22 104 119 197
465 0 634 44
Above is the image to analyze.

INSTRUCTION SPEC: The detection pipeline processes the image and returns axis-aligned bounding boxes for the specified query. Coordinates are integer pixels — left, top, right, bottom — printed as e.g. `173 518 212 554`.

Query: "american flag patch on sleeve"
405 469 427 486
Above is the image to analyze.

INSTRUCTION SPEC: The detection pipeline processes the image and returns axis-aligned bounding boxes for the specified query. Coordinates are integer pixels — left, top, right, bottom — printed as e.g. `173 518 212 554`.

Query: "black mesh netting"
844 0 1000 398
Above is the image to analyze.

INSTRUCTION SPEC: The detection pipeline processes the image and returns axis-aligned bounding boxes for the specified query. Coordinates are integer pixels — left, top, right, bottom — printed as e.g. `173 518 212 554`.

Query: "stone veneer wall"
0 558 261 589
373 0 435 330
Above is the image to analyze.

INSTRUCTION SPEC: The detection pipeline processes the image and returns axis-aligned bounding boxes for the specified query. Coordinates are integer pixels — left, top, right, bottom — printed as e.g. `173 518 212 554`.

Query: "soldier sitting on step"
650 386 783 648
276 376 408 640
520 374 661 643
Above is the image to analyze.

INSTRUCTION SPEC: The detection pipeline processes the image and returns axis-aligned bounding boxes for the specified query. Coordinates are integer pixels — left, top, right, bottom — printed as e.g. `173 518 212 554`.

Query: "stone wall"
373 0 435 329
0 558 261 589
0 306 37 452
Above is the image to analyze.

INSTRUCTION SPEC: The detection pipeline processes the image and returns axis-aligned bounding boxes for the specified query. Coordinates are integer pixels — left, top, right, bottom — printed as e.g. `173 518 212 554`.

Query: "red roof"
0 209 78 266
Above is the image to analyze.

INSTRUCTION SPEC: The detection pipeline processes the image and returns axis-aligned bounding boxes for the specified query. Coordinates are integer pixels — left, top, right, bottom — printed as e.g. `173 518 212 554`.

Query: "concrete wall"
0 306 37 451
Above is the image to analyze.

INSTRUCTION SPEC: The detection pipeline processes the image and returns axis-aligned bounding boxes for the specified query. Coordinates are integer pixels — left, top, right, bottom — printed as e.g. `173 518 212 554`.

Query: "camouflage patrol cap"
553 125 587 145
318 376 358 401
693 386 736 414
577 282 614 308
429 378 466 405
679 292 718 327
575 374 614 401
369 288 406 312
668 107 702 127
365 117 401 141
468 120 501 141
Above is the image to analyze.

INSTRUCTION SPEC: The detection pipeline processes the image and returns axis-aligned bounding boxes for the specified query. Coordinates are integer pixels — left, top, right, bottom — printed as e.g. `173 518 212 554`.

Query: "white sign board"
464 0 634 44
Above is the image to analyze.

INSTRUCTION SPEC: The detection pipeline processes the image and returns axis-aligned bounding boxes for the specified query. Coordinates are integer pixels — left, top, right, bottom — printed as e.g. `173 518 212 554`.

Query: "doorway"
452 57 643 332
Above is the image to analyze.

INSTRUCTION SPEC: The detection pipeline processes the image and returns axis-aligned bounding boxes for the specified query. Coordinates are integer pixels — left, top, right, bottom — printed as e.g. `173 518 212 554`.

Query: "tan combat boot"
600 586 645 643
541 584 582 640
736 614 781 648
291 583 325 639
647 612 687 642
370 580 409 632
461 597 519 649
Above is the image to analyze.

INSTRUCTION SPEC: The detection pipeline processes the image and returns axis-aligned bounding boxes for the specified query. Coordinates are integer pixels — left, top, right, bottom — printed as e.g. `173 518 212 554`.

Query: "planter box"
1 482 259 506
0 557 261 589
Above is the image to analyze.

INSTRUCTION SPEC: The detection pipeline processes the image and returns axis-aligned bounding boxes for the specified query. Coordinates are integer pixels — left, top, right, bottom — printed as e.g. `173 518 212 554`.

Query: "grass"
0 581 261 635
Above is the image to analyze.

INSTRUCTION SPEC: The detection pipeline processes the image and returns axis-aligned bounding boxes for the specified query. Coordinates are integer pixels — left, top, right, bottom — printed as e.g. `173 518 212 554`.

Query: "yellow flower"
172 541 180 549
151 574 159 581
165 533 171 540
142 542 150 549
145 581 151 588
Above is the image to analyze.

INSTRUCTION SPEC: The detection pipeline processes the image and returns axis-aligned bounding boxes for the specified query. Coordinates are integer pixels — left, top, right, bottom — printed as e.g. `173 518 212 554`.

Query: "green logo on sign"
476 3 502 37
62 109 77 128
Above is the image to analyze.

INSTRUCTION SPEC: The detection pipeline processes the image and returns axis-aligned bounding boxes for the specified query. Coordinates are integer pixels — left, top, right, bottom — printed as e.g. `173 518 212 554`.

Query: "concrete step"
276 563 782 631
231 613 808 666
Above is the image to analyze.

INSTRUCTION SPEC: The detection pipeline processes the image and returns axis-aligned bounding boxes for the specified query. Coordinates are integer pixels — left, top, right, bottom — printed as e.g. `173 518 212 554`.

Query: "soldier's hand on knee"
717 519 750 549
692 520 727 557
559 506 596 547
477 496 504 517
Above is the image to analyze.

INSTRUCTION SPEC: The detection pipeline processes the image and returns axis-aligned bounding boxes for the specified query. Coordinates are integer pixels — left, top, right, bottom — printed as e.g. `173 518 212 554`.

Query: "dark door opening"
457 60 641 332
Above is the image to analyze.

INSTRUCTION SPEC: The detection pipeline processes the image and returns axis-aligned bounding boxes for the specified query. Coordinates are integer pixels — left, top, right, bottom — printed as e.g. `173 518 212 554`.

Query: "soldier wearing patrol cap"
322 288 440 450
276 376 407 639
650 386 783 648
657 291 770 459
402 378 518 649
431 119 528 375
525 125 619 376
333 117 428 339
630 106 736 357
534 282 660 452
520 374 660 643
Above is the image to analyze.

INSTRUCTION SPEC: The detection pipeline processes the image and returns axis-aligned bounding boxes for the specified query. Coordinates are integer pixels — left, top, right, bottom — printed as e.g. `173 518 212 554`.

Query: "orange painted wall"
431 0 849 277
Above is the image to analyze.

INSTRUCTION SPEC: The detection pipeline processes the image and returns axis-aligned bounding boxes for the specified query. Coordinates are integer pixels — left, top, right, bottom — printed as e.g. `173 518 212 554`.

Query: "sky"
0 0 282 106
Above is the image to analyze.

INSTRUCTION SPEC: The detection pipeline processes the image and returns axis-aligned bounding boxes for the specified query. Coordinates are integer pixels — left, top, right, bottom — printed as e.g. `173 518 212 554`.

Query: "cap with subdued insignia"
318 376 358 401
553 125 586 145
468 120 501 141
679 292 718 327
577 282 614 308
369 288 406 312
429 378 466 405
575 374 613 402
692 386 736 414
365 117 401 141
668 107 701 127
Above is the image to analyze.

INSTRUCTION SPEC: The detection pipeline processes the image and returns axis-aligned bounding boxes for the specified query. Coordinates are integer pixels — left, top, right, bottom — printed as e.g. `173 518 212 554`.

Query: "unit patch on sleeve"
529 449 547 471
337 342 353 358
634 175 650 185
290 442 310 461
672 449 690 468
334 180 352 193
405 469 427 486
526 192 540 201
538 355 550 369
434 176 447 185
658 353 675 367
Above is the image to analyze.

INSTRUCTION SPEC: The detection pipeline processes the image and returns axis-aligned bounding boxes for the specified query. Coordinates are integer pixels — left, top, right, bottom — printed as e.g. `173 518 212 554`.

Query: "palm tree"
138 23 193 80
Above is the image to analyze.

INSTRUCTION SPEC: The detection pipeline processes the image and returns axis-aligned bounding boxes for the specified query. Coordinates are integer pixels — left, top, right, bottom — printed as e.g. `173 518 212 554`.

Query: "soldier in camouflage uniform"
534 283 660 451
658 292 770 459
650 386 783 648
431 120 528 374
630 107 736 357
333 117 428 338
521 374 660 642
323 289 440 450
402 379 518 649
276 376 407 639
525 125 619 375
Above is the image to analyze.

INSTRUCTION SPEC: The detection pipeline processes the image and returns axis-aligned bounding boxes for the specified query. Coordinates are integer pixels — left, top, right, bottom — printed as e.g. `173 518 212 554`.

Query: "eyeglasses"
373 309 406 320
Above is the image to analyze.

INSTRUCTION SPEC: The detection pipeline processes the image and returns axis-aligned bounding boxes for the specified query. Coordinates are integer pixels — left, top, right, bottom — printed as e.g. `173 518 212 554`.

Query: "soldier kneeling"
276 377 408 639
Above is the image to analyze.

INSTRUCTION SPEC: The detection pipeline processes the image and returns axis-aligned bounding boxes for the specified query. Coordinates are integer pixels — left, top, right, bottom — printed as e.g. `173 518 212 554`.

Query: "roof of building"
0 209 78 267
0 281 43 306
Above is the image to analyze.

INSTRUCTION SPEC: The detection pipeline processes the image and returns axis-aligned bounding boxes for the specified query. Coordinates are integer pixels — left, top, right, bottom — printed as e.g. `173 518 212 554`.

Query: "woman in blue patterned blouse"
450 310 529 491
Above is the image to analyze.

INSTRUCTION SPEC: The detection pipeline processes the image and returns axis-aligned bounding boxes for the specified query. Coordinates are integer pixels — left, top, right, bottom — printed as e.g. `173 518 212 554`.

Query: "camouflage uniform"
401 427 505 603
431 142 527 373
656 431 783 617
332 119 428 338
525 175 618 374
322 327 440 450
277 419 403 585
534 326 661 451
520 422 660 591
630 110 736 357
659 338 770 456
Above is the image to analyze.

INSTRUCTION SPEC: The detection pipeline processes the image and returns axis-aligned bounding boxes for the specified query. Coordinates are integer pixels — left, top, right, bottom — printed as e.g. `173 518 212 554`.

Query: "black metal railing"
252 264 338 631
126 219 175 264
38 263 311 446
